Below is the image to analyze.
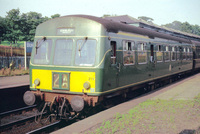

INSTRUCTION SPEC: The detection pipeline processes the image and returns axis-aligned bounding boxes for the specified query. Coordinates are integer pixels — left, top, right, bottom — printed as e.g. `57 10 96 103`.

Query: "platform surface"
0 75 29 89
52 73 200 134
152 73 200 100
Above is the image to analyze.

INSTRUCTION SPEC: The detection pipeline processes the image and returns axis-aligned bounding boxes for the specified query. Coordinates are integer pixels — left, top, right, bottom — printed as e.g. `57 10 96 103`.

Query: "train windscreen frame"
53 39 73 66
33 39 52 65
75 39 97 66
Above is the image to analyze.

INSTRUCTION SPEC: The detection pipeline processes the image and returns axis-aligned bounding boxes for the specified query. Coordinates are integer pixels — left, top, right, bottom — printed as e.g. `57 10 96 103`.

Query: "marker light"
83 81 90 90
34 78 40 86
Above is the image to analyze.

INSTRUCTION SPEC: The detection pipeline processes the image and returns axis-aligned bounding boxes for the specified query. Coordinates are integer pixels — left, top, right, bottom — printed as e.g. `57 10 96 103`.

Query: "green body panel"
100 32 193 95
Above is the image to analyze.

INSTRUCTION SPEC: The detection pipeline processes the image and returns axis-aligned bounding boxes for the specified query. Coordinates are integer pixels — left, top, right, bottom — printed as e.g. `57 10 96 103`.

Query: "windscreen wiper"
35 36 47 54
78 37 88 57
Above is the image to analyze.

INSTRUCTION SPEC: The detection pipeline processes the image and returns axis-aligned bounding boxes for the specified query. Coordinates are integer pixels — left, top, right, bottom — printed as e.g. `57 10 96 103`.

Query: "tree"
0 16 6 42
181 22 193 33
102 14 118 18
21 12 49 41
4 8 23 44
163 21 200 36
138 16 154 23
2 9 50 42
51 14 60 19
162 21 182 30
192 25 200 35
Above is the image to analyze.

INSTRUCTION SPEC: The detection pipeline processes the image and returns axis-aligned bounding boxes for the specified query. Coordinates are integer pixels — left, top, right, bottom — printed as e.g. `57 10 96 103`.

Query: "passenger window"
54 39 73 65
137 42 147 64
177 46 181 60
110 41 117 65
186 48 188 60
123 41 135 65
188 48 193 60
164 46 170 62
171 46 176 61
156 45 163 62
183 47 186 60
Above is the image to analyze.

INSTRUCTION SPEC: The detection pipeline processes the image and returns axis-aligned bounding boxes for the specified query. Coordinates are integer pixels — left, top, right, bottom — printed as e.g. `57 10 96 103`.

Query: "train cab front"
24 40 102 118
23 16 107 120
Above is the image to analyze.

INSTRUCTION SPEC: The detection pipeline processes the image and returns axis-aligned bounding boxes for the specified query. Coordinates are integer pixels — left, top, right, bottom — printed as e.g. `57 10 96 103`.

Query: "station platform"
52 73 200 134
152 73 200 100
0 75 29 89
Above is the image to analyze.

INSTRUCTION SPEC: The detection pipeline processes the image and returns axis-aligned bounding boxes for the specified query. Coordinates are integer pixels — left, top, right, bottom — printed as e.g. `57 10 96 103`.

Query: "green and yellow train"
23 15 200 119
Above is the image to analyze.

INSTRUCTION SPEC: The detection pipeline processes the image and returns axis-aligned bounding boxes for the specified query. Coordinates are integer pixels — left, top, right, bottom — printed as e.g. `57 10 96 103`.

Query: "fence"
0 56 31 69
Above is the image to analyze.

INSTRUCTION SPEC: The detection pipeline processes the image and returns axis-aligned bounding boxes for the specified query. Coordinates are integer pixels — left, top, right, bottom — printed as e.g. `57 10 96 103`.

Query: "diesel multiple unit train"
23 15 200 119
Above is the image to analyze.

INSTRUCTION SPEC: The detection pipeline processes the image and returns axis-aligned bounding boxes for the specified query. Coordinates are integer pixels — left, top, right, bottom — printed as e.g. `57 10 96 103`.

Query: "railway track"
0 103 74 134
0 105 36 117
27 121 61 134
0 105 50 133
0 105 37 130
0 73 193 133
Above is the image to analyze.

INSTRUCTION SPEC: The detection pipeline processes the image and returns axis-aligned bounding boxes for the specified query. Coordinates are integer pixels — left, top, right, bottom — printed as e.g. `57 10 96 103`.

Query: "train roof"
104 15 200 42
65 15 194 44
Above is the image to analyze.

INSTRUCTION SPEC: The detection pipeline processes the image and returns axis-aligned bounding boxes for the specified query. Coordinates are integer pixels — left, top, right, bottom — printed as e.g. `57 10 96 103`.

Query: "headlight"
34 78 40 86
83 81 90 90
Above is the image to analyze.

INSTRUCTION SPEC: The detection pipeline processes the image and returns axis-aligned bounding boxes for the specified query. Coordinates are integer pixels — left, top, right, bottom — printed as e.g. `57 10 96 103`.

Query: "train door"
109 41 120 88
149 44 156 78
178 46 183 70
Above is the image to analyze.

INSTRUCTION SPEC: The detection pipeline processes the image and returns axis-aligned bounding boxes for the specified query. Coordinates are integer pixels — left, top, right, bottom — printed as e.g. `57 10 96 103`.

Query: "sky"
0 0 200 26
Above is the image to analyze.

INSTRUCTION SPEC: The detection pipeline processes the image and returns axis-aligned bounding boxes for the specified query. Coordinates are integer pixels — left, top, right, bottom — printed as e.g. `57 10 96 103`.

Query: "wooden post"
24 41 27 70
10 43 13 57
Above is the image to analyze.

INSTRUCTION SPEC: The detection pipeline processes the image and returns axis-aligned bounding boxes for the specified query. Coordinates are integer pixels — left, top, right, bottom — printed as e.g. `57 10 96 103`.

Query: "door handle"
116 63 121 72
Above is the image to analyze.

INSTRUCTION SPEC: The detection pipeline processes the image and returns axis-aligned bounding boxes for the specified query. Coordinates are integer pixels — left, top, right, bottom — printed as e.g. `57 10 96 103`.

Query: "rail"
0 105 36 117
27 121 61 134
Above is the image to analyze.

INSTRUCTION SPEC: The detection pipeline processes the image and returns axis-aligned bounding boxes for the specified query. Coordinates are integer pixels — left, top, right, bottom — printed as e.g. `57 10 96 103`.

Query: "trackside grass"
84 94 200 134
0 41 24 48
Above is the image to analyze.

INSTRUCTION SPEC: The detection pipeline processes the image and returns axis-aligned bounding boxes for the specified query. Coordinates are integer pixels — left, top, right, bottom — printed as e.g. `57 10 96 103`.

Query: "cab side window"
110 41 116 65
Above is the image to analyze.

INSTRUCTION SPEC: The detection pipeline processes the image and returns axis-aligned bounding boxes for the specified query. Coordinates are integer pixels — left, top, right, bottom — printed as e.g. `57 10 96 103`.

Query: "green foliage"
20 11 49 41
138 16 154 22
4 8 22 43
163 21 182 30
51 14 61 19
102 14 118 18
0 8 50 43
0 41 24 47
194 93 200 104
0 16 6 41
162 21 200 36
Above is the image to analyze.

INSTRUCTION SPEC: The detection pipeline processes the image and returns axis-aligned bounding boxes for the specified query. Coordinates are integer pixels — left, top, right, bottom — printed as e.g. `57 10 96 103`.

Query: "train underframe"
24 90 99 122
23 68 198 122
